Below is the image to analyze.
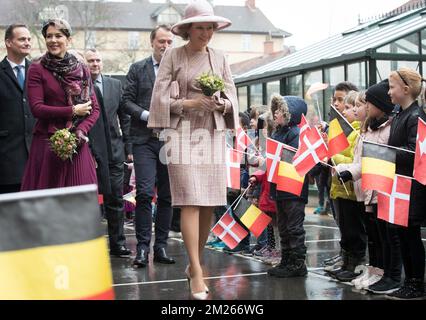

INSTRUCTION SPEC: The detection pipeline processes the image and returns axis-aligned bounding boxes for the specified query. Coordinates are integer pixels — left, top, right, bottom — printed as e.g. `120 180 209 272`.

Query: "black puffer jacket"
388 101 426 225
269 96 309 204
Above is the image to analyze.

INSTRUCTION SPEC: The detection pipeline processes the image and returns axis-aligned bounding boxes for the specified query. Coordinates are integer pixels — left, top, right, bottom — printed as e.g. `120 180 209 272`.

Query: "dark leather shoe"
110 246 131 258
154 248 175 264
133 249 148 267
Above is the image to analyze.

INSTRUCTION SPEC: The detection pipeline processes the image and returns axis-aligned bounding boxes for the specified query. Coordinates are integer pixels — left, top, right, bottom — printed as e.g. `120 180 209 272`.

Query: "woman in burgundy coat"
21 19 99 190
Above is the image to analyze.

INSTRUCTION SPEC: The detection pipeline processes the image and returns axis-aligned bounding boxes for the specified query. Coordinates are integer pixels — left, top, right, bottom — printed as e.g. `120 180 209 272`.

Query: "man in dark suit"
122 25 175 267
0 24 35 194
85 48 132 257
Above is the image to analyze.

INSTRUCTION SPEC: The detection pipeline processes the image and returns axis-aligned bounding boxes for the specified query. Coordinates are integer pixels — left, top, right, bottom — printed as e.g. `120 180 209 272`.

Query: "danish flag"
293 126 328 176
235 127 254 152
378 174 412 227
211 211 249 249
298 114 310 139
266 138 284 183
226 147 241 190
413 118 426 185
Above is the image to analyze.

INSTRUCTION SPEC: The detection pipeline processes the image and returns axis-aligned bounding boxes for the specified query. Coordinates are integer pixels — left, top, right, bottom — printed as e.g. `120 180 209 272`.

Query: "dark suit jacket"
0 57 35 185
101 75 130 163
122 56 156 147
89 85 112 195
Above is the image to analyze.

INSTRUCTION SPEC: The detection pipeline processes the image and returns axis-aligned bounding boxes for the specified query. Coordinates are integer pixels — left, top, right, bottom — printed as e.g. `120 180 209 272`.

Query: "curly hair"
270 95 290 126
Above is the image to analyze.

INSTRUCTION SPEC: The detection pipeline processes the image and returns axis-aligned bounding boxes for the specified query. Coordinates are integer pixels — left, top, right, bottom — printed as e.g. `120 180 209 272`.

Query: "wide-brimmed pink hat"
171 0 232 37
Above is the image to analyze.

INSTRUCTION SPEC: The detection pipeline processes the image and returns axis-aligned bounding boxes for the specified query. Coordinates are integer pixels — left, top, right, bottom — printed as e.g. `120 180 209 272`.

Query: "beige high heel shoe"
185 265 209 299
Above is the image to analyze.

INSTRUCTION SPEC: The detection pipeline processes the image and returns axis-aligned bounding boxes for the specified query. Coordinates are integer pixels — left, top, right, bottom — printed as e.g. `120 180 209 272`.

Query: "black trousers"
363 209 383 269
0 184 21 194
133 138 172 253
104 162 126 250
376 214 402 281
336 198 367 257
171 207 181 232
397 225 425 280
276 199 306 253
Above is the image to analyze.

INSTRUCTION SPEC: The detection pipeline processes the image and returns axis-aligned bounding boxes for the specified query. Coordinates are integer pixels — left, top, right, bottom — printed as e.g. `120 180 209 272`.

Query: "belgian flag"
0 185 114 300
276 145 305 196
361 141 396 195
233 197 271 238
328 105 354 157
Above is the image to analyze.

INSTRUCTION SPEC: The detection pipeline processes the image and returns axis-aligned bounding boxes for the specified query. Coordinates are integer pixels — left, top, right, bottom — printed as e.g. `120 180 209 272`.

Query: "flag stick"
232 187 250 211
330 157 350 196
363 140 415 154
314 97 323 124
320 160 334 169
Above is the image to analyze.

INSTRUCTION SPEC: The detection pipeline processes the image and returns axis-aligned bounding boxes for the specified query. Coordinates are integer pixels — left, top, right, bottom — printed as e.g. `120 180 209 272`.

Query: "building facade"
0 0 290 74
235 3 426 117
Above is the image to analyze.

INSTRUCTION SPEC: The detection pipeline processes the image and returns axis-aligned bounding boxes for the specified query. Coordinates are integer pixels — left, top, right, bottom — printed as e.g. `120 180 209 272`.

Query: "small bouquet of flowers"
49 128 78 161
195 72 225 96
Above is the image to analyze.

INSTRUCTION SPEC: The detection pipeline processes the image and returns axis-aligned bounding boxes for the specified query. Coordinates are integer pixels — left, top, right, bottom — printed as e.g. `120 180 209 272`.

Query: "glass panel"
347 61 367 90
287 75 302 97
250 83 263 107
422 29 426 55
324 65 345 118
304 70 324 124
242 34 252 52
266 81 280 105
377 33 419 55
376 60 420 83
423 61 426 79
128 31 140 50
237 86 248 112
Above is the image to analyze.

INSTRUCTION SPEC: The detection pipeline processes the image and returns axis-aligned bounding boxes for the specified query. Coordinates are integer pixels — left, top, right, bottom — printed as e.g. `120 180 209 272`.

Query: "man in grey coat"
0 24 34 194
86 49 132 257
122 25 175 267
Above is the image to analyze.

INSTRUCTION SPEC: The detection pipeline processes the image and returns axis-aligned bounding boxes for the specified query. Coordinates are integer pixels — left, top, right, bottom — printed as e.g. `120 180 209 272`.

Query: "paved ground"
107 210 426 300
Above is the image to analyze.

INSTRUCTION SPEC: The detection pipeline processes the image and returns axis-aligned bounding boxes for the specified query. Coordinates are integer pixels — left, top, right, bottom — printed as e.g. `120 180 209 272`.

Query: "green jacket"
330 121 361 200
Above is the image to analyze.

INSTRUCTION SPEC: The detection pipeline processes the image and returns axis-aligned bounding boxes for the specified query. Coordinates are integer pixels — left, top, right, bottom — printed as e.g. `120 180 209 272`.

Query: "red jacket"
252 170 276 214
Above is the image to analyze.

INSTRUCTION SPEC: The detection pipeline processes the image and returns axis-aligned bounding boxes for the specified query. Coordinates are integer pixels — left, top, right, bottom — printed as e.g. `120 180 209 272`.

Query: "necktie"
15 65 25 90
154 63 159 77
96 79 103 96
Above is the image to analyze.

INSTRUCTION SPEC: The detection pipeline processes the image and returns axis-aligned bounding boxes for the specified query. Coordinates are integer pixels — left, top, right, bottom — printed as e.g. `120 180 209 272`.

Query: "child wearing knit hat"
337 80 397 292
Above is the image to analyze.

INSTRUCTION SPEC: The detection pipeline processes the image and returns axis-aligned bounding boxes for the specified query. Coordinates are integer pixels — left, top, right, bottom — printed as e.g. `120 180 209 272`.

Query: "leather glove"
338 170 353 183
75 129 89 146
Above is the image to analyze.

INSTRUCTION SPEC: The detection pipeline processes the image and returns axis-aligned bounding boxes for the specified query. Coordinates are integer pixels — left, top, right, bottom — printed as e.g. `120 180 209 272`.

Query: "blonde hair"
344 90 358 106
356 91 366 104
389 67 424 99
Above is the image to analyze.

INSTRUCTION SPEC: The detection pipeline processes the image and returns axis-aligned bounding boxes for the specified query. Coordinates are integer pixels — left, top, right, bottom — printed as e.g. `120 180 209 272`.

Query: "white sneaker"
360 271 383 290
352 265 373 290
324 259 343 272
352 265 370 288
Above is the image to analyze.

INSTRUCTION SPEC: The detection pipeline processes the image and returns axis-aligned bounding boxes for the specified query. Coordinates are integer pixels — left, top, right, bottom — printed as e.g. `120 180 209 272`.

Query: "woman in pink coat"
21 19 99 190
148 1 238 299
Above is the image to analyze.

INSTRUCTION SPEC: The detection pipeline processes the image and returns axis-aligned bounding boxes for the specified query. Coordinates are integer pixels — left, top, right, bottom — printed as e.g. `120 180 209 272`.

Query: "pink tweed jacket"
147 46 239 130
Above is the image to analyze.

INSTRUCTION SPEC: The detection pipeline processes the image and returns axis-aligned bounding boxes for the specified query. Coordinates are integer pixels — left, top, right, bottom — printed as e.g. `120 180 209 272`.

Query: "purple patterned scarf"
40 52 92 106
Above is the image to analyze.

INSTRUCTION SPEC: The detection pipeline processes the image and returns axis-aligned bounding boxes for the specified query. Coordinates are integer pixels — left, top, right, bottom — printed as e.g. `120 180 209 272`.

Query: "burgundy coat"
21 61 99 190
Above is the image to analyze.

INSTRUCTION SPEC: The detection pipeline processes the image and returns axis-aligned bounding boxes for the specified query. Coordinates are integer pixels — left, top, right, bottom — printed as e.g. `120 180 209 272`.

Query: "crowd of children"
203 67 426 300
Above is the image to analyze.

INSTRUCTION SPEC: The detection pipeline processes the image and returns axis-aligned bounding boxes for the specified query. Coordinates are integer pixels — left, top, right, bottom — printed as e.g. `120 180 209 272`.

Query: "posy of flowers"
49 128 78 161
195 72 225 96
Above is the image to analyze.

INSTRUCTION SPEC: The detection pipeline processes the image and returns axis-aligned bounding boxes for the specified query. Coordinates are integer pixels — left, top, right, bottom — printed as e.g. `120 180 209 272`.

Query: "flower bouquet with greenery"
195 72 225 96
49 128 78 161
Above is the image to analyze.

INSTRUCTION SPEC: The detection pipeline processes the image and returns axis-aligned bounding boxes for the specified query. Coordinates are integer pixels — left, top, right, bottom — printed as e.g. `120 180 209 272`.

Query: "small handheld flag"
361 141 396 194
378 175 412 227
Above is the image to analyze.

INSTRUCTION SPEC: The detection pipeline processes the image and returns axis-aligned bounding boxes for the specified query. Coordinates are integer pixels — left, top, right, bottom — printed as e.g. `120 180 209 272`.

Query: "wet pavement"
108 211 426 300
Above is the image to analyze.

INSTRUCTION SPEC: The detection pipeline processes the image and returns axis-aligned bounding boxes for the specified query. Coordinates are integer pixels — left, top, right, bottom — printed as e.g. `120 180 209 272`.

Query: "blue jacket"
270 96 309 203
